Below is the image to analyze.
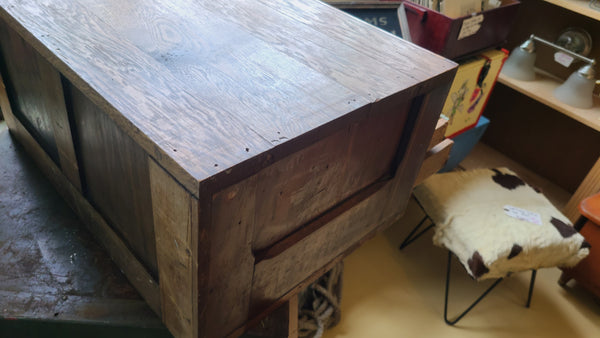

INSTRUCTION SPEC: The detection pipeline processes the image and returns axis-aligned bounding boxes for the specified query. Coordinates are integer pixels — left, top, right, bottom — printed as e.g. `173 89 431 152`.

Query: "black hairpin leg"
399 215 434 250
526 269 536 308
444 251 503 325
444 251 538 325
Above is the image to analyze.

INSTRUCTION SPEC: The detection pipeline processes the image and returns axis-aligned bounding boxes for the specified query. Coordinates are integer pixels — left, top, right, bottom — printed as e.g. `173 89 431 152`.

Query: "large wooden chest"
0 0 456 337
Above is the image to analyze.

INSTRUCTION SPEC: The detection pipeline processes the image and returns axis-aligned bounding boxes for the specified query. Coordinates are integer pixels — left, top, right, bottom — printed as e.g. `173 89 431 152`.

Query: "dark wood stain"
0 25 83 191
252 101 410 251
0 23 59 163
0 0 454 194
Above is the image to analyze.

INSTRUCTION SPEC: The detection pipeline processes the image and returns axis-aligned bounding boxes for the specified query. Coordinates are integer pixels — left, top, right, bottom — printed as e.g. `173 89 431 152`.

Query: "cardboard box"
441 48 507 137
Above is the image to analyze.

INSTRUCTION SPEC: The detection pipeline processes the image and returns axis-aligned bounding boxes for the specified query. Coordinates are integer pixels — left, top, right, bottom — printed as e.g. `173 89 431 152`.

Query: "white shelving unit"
497 0 600 222
497 72 600 132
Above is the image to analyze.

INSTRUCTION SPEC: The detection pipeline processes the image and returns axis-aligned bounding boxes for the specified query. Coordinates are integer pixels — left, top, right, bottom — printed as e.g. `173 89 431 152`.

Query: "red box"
402 0 520 59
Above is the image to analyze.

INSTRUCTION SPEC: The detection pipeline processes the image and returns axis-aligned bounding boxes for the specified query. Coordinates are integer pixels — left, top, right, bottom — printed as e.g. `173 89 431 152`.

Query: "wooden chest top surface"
0 0 455 193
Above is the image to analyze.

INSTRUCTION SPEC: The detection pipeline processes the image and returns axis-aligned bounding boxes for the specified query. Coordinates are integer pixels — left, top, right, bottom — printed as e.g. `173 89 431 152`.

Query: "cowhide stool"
401 168 589 325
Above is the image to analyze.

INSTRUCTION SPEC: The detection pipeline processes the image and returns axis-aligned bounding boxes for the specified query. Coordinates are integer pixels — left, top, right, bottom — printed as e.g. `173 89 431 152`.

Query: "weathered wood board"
0 0 456 337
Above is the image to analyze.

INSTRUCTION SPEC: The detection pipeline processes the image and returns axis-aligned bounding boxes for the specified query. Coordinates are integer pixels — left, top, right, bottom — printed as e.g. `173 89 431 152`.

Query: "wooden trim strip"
231 210 402 338
428 119 448 150
149 159 198 337
253 178 388 263
413 138 453 187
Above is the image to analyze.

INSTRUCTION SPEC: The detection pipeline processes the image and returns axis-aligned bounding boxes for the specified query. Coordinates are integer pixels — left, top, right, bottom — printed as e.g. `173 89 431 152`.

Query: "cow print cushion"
413 168 589 280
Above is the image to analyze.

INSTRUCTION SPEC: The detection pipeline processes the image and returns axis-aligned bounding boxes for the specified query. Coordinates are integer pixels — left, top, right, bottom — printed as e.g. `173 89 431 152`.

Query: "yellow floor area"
324 143 600 338
323 196 600 338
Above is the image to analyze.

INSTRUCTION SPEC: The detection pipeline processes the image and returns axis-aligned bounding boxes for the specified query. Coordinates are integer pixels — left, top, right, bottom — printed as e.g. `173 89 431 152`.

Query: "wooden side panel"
0 21 58 161
204 177 258 338
248 88 448 316
39 70 82 192
249 177 388 316
149 160 198 338
252 102 410 250
69 84 158 276
0 70 17 132
0 23 81 190
382 85 453 217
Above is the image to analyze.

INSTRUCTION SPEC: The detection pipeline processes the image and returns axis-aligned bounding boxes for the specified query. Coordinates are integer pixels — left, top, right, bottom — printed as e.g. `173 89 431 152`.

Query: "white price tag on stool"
503 205 542 225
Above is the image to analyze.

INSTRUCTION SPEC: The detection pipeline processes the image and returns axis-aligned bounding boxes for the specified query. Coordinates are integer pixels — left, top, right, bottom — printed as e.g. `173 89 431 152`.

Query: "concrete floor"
323 194 600 338
0 122 170 337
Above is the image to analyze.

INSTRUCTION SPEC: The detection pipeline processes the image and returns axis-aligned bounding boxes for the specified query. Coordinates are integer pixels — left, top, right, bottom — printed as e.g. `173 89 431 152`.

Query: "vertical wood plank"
70 84 158 276
0 21 58 161
204 178 257 338
37 58 82 191
149 159 198 338
288 295 299 338
383 86 452 218
0 23 81 190
246 295 298 338
564 156 600 222
413 138 453 187
428 119 448 150
0 71 15 130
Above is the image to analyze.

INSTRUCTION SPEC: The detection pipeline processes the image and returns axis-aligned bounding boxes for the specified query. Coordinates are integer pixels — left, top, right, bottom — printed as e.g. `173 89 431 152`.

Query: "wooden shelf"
543 0 600 21
498 72 600 133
